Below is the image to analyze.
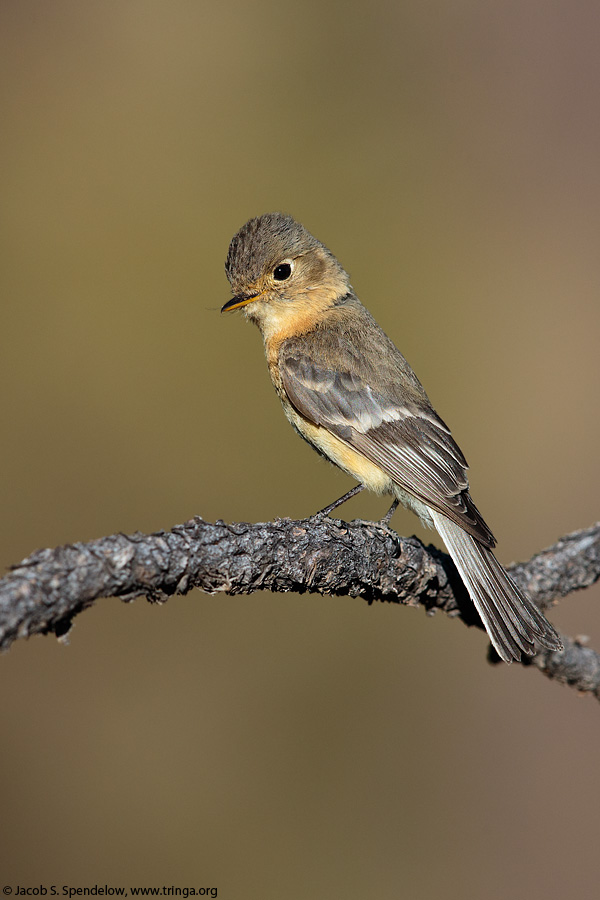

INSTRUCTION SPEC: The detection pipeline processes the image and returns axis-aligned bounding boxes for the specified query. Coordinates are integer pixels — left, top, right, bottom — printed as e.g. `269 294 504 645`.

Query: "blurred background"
1 1 599 897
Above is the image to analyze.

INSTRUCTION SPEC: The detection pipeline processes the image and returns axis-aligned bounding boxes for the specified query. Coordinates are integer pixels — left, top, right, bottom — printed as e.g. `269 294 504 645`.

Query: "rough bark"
1 517 598 697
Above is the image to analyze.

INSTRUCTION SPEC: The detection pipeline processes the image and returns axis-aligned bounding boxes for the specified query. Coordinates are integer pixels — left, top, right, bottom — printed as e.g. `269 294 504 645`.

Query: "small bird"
221 212 562 662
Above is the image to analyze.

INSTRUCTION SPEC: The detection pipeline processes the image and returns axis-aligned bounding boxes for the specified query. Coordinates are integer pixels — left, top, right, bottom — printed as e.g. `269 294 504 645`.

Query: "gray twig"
1 517 599 697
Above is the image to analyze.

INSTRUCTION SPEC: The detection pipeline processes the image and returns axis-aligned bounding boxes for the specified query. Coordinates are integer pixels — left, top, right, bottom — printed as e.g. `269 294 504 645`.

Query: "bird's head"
222 213 350 337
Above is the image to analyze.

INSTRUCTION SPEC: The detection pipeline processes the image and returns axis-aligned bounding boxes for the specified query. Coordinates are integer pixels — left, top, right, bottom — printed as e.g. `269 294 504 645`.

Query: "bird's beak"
221 291 263 313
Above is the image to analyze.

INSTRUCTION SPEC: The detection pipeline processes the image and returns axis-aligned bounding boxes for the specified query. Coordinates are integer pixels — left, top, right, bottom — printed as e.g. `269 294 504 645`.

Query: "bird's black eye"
273 262 292 281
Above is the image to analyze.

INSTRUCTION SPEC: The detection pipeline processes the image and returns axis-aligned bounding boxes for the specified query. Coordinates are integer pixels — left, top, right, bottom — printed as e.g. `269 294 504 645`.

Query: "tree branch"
1 517 599 697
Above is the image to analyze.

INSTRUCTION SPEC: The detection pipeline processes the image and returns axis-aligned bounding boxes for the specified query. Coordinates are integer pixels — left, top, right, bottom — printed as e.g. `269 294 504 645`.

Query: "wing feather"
281 347 495 546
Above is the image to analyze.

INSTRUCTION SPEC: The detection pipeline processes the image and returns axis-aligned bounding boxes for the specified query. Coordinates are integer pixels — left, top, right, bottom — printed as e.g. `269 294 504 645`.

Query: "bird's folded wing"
280 347 495 546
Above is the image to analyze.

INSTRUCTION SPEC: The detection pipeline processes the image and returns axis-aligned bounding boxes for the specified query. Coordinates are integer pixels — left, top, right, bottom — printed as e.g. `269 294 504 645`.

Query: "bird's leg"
312 484 365 518
379 498 399 527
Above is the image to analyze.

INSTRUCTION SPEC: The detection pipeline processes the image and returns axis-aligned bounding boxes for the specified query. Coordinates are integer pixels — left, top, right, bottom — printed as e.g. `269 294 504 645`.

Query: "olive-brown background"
1 2 599 898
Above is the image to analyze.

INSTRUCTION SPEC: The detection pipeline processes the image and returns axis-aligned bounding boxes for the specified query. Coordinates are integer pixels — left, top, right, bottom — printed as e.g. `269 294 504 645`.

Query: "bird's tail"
430 509 562 662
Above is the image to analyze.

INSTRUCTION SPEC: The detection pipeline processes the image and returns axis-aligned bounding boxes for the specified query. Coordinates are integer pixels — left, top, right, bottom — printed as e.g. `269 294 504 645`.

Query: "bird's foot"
310 484 365 520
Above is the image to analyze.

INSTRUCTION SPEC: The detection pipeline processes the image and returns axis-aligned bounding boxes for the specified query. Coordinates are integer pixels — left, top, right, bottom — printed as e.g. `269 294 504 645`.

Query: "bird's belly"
282 403 393 495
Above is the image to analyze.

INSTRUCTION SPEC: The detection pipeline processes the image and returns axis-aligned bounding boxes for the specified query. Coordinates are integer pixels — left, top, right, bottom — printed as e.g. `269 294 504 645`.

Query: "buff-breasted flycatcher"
221 212 562 662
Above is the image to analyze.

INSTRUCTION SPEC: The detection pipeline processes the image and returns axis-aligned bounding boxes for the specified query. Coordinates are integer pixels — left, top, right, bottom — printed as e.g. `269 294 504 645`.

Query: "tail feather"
430 510 562 662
